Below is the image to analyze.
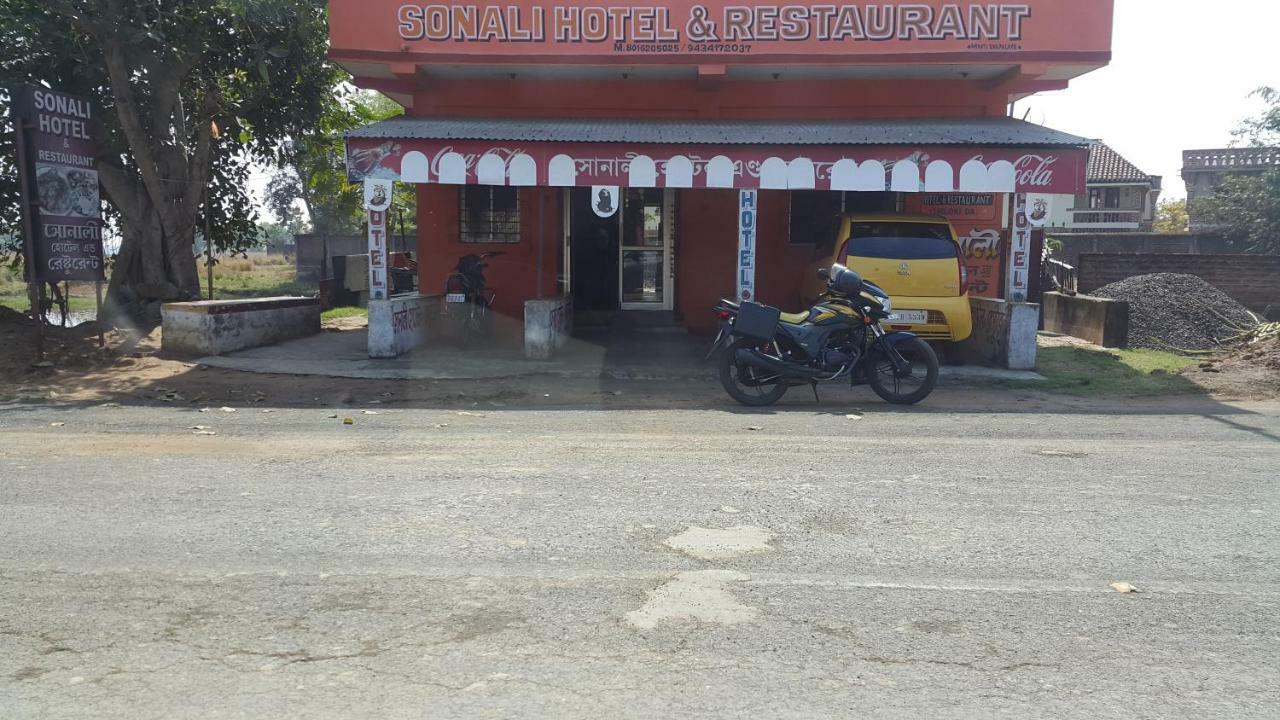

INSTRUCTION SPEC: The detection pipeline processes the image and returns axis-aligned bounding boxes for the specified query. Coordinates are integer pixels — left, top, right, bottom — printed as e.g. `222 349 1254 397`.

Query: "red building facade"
331 1 1113 332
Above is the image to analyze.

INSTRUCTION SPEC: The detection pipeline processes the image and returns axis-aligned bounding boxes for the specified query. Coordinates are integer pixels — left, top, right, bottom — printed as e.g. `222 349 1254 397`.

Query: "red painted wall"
331 1 1116 71
416 184 561 322
676 189 812 335
411 77 1012 121
676 190 737 334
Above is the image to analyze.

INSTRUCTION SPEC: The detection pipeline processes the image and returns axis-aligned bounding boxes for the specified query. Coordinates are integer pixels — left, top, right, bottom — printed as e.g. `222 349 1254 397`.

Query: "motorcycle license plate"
887 310 928 324
446 293 467 303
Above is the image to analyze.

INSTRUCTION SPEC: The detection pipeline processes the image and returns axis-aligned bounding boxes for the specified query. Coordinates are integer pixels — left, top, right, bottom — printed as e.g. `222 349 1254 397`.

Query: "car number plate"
888 310 928 324
446 293 467 303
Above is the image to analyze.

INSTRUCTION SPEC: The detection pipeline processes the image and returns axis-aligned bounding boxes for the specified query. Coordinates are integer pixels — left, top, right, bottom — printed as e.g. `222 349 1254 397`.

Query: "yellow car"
803 213 973 343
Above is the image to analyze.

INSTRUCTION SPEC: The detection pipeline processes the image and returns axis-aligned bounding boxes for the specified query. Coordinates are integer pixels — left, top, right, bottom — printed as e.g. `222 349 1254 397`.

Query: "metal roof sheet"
347 117 1090 147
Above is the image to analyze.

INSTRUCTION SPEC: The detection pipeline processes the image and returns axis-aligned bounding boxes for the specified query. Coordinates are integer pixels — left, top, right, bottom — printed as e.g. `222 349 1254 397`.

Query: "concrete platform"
195 328 1044 383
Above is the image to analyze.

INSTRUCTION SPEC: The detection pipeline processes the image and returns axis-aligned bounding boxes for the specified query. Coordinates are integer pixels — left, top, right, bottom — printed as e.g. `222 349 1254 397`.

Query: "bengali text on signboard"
12 85 105 282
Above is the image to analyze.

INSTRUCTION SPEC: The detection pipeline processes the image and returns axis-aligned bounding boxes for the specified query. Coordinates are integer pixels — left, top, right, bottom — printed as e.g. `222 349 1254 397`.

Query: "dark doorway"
570 187 619 319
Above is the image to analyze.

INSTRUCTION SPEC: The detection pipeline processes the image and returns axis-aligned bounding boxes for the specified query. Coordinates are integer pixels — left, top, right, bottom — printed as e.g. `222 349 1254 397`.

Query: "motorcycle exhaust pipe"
735 348 827 379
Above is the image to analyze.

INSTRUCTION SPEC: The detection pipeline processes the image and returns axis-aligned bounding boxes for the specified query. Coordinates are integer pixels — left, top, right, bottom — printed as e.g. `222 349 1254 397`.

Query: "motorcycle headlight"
881 296 892 313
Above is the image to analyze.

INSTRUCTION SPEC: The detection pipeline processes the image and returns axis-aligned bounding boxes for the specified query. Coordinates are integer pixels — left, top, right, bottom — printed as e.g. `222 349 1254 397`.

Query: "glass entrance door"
619 188 674 310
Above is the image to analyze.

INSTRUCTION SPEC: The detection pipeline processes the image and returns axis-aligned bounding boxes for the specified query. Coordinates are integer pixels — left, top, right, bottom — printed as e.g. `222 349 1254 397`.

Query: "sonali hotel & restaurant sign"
10 84 106 282
363 1 1112 57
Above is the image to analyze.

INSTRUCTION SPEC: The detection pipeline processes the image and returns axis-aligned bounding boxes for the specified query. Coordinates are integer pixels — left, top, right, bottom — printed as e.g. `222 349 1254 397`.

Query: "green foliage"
1234 86 1280 145
1193 170 1280 254
1153 198 1189 234
1190 87 1280 254
267 90 416 237
0 0 342 300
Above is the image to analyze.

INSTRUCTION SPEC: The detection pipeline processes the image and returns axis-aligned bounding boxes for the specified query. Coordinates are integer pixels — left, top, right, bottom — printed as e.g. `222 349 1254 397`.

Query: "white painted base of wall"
525 297 573 360
368 294 436 358
956 298 1040 371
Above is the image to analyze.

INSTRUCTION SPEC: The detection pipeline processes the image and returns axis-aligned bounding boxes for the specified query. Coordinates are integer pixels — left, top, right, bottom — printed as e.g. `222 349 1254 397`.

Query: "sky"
1016 0 1280 200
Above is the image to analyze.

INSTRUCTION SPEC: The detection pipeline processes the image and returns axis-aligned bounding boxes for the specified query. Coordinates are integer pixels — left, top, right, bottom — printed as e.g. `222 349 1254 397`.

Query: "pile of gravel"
1091 273 1257 351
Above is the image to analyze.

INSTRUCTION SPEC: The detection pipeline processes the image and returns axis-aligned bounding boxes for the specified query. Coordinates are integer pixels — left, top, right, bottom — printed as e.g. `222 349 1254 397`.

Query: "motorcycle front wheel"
719 338 789 407
866 336 939 405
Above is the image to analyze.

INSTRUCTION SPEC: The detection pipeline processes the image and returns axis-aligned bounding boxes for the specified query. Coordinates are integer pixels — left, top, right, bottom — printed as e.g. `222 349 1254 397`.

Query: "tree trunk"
102 186 201 327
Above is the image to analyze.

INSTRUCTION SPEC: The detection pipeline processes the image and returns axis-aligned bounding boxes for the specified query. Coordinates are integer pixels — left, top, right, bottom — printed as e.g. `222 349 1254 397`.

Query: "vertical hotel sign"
364 179 393 301
11 85 105 281
737 190 757 302
1007 192 1031 302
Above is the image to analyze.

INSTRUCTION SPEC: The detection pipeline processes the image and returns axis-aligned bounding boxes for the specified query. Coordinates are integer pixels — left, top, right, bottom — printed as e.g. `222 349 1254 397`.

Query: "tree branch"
99 32 175 230
44 0 102 35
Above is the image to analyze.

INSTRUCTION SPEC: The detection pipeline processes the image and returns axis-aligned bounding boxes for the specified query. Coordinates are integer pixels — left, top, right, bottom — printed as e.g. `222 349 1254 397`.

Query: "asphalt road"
1 389 1278 719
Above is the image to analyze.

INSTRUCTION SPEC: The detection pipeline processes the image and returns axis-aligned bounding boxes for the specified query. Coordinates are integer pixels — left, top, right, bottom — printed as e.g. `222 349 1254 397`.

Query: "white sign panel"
737 190 758 302
591 185 619 218
1026 193 1052 228
368 208 389 301
364 178 393 211
1007 192 1031 302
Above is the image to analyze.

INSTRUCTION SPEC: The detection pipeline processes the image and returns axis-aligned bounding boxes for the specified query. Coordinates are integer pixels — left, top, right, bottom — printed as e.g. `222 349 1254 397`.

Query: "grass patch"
0 268 102 316
0 293 99 314
1 256 310 320
322 306 367 321
1002 344 1203 397
202 257 313 299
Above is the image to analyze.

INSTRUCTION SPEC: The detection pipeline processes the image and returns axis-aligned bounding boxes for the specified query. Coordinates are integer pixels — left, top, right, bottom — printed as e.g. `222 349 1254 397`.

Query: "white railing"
1068 209 1142 229
1182 148 1280 171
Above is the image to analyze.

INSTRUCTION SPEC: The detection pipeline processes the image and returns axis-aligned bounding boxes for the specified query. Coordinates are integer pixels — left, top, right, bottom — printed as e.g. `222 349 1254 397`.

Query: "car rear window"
846 223 957 260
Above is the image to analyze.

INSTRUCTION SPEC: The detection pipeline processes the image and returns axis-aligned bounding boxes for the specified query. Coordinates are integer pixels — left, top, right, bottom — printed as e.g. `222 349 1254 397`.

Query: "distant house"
1041 142 1162 233
1182 147 1280 231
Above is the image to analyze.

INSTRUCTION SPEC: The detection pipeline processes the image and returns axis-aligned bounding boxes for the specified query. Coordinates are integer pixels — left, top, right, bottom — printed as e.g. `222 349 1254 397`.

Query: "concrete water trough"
161 297 321 356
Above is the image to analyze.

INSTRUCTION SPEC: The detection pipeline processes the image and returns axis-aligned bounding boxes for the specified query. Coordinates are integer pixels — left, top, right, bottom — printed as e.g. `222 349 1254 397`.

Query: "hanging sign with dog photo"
364 178 393 212
591 186 619 218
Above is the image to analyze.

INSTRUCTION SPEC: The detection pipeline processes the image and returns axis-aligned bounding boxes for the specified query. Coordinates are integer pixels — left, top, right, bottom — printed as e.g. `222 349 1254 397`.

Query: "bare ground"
2 307 1278 410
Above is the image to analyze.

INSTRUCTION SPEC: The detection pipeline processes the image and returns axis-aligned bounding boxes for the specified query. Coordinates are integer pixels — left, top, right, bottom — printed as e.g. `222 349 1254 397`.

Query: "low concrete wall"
1042 292 1129 348
162 297 321 356
1078 253 1280 312
953 298 1040 370
525 296 573 360
368 294 439 359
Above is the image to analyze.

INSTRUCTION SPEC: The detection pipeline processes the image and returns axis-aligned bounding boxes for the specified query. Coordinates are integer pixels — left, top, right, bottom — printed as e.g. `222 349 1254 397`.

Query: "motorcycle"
445 251 503 347
709 263 939 407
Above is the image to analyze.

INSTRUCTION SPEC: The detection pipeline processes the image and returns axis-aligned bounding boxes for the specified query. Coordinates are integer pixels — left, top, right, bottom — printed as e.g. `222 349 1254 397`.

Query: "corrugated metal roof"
1088 142 1154 183
347 117 1090 147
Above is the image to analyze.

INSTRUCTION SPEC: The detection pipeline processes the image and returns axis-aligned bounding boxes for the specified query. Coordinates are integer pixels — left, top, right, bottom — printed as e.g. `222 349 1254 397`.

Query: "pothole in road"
625 570 757 629
662 525 775 561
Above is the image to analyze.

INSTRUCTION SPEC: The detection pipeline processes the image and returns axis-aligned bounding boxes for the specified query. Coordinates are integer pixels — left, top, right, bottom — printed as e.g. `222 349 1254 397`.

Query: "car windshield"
847 222 956 260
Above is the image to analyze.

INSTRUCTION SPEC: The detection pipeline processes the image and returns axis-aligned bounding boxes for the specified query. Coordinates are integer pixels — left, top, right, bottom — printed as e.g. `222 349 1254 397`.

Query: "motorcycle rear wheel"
719 338 789 407
866 336 939 405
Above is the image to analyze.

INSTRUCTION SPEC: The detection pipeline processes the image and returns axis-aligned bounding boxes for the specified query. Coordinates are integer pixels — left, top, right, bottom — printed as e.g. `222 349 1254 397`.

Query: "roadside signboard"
11 84 105 282
921 193 997 222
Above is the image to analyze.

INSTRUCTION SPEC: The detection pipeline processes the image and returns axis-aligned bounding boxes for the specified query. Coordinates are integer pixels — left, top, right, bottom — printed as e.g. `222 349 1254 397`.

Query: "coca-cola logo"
1014 154 1058 188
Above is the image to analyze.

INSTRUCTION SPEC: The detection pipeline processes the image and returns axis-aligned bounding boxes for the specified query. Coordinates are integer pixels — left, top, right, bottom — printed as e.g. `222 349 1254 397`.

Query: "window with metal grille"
460 186 520 243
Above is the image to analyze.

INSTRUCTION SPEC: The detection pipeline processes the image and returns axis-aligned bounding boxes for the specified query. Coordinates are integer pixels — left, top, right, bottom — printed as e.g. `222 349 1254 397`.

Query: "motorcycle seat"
778 310 810 325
